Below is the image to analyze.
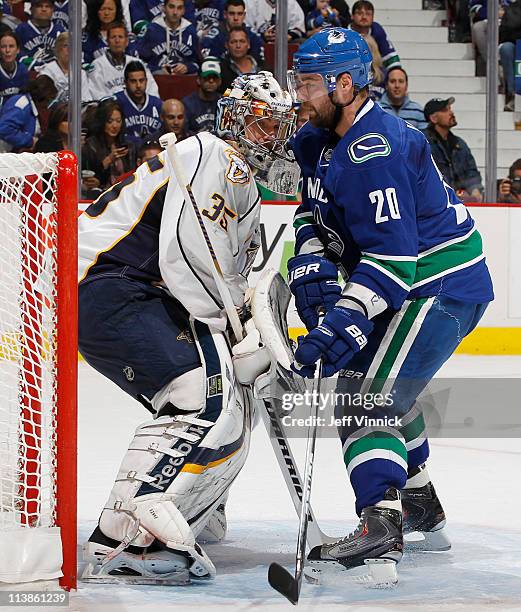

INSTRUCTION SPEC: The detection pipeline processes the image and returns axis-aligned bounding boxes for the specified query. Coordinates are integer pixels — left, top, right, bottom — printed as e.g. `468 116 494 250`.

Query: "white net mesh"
0 152 59 531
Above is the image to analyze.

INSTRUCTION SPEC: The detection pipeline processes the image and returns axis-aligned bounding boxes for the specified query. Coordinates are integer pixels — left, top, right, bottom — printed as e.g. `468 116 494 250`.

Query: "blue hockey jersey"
130 0 163 31
291 99 494 310
115 89 163 145
0 93 38 150
16 20 66 69
53 0 69 27
201 23 264 61
182 91 218 134
139 16 198 74
0 63 30 101
192 0 224 38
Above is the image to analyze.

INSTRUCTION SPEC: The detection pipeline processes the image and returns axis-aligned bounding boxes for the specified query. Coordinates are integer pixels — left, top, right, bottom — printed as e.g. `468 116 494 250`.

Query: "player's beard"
307 96 337 130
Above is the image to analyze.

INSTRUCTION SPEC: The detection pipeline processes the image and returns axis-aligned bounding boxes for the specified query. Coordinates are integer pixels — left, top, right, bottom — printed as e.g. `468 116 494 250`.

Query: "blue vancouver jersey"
348 22 400 71
182 91 218 134
16 20 66 69
0 63 29 101
201 23 264 62
291 99 494 310
139 16 199 74
115 90 163 145
53 0 69 27
192 0 224 37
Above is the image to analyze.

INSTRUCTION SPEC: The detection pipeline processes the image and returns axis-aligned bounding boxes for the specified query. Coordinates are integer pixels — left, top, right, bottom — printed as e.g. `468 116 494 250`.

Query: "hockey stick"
258 391 334 550
159 133 244 341
268 358 323 605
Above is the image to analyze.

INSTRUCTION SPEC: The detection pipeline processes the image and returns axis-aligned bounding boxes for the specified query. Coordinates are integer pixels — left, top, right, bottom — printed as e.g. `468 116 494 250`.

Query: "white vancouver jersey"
36 60 93 102
244 0 305 37
87 52 159 101
78 132 261 330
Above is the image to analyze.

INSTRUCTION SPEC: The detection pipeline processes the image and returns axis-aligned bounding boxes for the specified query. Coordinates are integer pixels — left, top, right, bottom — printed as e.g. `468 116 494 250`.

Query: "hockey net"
0 152 77 589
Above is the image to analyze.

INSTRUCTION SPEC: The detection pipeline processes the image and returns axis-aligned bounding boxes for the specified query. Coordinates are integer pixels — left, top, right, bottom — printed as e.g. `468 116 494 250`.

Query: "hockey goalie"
77 72 298 584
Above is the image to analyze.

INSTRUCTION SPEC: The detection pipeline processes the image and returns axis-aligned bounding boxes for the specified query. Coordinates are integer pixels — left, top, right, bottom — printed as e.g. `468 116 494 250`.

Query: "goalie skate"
81 527 213 585
304 488 403 589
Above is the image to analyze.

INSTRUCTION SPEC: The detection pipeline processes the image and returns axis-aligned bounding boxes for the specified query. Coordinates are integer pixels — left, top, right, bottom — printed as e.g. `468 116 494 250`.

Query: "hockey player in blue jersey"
115 61 163 145
286 28 494 584
139 0 199 74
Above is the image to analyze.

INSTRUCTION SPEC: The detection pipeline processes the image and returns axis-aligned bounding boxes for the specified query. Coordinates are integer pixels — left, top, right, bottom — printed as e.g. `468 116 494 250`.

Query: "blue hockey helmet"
288 28 373 102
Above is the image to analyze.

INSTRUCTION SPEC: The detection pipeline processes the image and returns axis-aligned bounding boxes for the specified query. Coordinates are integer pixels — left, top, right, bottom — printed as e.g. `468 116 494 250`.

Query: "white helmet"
215 71 300 195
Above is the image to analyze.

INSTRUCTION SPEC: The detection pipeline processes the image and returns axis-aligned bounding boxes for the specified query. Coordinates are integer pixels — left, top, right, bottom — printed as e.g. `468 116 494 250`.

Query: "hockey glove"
292 306 374 378
287 254 342 330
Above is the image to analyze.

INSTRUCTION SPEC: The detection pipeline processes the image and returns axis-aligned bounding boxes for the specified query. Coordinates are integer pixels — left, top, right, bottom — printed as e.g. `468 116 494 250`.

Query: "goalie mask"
215 71 300 196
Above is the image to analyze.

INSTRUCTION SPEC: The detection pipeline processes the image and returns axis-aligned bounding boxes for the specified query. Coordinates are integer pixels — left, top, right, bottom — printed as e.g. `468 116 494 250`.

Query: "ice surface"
74 357 521 611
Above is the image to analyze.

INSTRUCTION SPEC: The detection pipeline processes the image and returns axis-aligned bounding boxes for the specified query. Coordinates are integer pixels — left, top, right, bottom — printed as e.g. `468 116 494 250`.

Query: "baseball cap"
31 0 54 4
424 97 455 122
199 58 221 78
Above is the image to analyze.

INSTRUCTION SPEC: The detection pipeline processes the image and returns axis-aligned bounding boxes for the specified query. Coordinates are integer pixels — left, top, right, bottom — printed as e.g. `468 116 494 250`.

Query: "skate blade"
404 526 451 552
81 562 191 586
305 558 398 589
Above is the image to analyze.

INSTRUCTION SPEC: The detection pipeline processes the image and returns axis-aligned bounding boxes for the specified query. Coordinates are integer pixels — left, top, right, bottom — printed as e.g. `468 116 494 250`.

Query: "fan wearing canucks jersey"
287 28 494 584
78 72 298 585
115 61 163 146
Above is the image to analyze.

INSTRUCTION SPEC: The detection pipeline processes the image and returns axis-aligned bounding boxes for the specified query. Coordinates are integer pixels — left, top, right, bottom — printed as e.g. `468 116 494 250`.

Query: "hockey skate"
402 478 451 552
304 488 403 588
81 526 214 585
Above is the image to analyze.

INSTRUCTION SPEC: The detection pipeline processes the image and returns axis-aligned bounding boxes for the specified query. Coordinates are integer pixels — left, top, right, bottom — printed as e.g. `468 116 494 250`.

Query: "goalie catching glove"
287 254 342 330
292 306 374 377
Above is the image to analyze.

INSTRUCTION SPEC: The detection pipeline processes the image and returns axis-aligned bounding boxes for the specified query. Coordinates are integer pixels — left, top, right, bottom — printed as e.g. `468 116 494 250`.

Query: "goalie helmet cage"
0 151 77 590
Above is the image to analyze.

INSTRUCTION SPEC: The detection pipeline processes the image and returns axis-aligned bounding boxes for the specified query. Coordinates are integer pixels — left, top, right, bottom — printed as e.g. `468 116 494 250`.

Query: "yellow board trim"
288 327 521 355
181 447 241 475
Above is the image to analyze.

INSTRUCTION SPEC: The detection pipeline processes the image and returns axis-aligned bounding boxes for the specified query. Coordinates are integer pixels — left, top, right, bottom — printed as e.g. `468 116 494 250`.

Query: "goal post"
0 151 78 590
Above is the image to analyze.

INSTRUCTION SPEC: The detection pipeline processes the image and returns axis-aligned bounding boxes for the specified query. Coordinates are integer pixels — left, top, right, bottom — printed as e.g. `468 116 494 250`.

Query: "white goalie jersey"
78 132 261 330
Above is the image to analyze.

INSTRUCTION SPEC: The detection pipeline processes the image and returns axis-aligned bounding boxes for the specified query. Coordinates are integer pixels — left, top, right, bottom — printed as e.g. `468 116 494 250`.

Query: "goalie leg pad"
89 319 252 580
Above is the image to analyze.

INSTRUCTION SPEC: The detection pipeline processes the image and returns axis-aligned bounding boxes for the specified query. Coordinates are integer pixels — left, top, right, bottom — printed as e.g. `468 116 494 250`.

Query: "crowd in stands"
0 0 517 203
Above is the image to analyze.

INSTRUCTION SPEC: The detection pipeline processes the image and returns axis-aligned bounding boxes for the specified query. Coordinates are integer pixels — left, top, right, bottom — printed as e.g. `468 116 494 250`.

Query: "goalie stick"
268 359 323 605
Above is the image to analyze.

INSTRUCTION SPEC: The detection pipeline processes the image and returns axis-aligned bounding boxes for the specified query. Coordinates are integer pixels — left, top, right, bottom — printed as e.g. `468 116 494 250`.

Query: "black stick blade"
268 562 300 605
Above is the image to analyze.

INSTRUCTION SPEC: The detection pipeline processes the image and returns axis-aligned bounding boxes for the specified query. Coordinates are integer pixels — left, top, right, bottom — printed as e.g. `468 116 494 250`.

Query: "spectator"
0 32 29 104
139 0 199 74
423 97 484 203
192 0 223 39
37 32 92 102
219 25 261 92
88 22 159 100
201 0 264 62
306 0 341 36
147 98 188 142
114 60 163 145
182 57 221 133
83 0 138 65
499 0 521 111
82 99 137 194
0 74 57 152
447 0 472 43
349 0 400 71
297 0 350 26
365 34 384 100
497 158 521 203
244 0 305 42
16 0 65 70
137 139 163 164
471 1 510 77
378 66 428 129
34 100 68 152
